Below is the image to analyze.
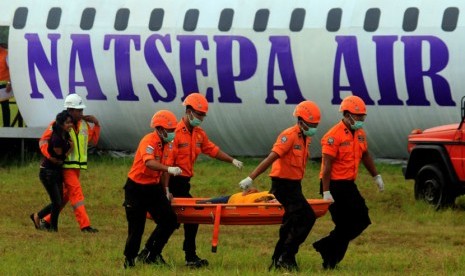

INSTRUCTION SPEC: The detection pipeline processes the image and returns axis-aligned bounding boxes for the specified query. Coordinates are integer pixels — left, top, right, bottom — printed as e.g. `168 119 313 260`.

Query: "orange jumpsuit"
167 118 220 257
124 132 177 260
268 124 316 265
313 120 371 268
39 120 100 229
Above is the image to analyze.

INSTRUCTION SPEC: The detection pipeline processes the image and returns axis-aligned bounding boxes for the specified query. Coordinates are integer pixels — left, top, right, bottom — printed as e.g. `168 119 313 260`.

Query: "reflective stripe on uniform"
72 200 85 210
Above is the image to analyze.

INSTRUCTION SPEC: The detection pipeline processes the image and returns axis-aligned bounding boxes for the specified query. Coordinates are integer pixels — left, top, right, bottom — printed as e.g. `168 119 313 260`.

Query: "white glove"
373 174 384 192
167 166 182 176
323 191 334 202
239 176 253 190
165 187 172 201
232 159 243 170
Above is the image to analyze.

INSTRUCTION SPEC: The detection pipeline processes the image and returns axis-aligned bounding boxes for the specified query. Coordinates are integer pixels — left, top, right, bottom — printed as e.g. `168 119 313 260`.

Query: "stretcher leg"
212 205 222 253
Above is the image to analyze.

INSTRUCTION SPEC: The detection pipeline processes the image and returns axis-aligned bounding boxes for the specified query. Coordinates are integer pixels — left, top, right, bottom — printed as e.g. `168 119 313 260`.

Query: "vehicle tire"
414 164 455 209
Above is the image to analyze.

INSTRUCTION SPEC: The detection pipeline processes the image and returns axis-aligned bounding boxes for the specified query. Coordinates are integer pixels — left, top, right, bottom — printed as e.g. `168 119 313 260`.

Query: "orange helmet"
339 95 366 115
183 93 208 113
293 100 321 124
150 110 177 129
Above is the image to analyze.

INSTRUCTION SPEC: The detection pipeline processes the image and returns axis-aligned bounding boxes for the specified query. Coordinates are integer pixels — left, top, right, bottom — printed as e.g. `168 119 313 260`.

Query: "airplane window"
254 9 269 32
80 8 96 30
403 7 419 32
13 7 28 29
149 9 164 31
184 9 199 31
115 8 130 31
290 8 305 32
219 8 234 32
364 8 380 32
327 8 342 32
47 7 62 30
442 7 459 32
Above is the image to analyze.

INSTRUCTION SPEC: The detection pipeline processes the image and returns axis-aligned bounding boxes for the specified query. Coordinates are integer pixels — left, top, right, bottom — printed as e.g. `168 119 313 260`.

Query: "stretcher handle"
212 204 222 253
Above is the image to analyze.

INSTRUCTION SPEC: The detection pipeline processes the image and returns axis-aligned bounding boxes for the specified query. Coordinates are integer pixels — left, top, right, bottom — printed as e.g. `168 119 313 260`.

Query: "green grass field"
2 155 465 275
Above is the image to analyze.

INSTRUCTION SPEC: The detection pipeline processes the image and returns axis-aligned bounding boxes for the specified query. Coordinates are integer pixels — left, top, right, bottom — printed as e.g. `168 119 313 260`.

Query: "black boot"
138 248 168 266
313 241 337 269
276 253 299 272
186 253 209 268
124 258 135 269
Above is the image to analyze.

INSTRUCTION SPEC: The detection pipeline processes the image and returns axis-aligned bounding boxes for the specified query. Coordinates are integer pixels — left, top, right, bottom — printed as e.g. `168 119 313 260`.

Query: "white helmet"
64 94 86 109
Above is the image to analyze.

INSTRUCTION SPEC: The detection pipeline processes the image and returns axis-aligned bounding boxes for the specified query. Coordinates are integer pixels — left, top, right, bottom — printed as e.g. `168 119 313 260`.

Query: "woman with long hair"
30 110 73 232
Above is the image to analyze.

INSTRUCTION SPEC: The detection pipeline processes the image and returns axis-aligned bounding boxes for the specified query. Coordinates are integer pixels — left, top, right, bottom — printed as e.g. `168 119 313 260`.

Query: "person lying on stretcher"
196 188 278 204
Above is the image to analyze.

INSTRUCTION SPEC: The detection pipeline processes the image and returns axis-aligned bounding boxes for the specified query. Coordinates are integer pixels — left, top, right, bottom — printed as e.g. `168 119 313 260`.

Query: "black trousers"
314 180 371 265
167 176 198 256
123 178 177 259
270 178 316 261
37 168 63 230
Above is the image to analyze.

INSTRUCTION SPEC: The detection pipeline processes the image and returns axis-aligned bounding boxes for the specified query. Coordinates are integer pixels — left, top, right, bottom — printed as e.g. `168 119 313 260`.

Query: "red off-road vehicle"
403 96 465 209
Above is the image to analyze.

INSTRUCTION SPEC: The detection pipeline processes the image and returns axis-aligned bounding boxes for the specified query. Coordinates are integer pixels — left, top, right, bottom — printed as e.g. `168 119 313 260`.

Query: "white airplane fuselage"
2 0 464 158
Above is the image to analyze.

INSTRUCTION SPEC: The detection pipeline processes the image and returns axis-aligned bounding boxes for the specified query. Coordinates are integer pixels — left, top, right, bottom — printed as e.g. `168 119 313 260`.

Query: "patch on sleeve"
280 136 288 143
327 137 334 145
146 145 154 154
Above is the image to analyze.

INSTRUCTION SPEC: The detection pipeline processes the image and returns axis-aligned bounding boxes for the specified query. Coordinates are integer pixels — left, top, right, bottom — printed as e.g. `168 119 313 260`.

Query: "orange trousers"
43 169 91 229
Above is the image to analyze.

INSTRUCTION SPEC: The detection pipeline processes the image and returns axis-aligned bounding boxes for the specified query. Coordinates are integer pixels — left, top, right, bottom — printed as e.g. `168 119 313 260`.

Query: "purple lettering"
144 34 176 102
25 33 62 99
177 35 210 101
69 34 106 100
333 36 374 105
402 36 454 106
266 36 304 104
373 36 403 105
104 35 140 101
213 36 257 103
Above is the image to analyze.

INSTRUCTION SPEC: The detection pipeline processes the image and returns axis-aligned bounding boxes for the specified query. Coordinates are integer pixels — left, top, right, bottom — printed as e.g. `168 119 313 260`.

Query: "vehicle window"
403 7 419 32
80 8 96 30
47 7 61 30
290 8 305 32
184 9 199 31
442 7 459 32
13 7 28 29
219 8 234 32
149 8 164 31
327 8 342 32
115 8 130 31
364 8 380 32
254 9 269 32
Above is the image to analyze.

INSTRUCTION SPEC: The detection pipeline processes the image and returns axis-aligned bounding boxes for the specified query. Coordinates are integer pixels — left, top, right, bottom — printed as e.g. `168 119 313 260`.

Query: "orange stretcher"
169 198 331 252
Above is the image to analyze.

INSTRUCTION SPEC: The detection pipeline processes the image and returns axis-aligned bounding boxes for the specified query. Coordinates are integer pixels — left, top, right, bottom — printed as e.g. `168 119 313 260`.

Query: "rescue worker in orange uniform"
35 94 100 233
312 95 385 269
123 110 182 268
142 92 243 268
238 100 322 271
0 43 12 127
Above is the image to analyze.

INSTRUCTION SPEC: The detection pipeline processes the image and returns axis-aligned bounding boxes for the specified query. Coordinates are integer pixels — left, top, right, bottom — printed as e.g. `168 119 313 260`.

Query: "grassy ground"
1 155 465 275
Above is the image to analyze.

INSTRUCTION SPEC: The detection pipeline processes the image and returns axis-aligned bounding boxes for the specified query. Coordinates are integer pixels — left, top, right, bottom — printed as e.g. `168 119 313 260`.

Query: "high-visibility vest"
64 121 88 169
